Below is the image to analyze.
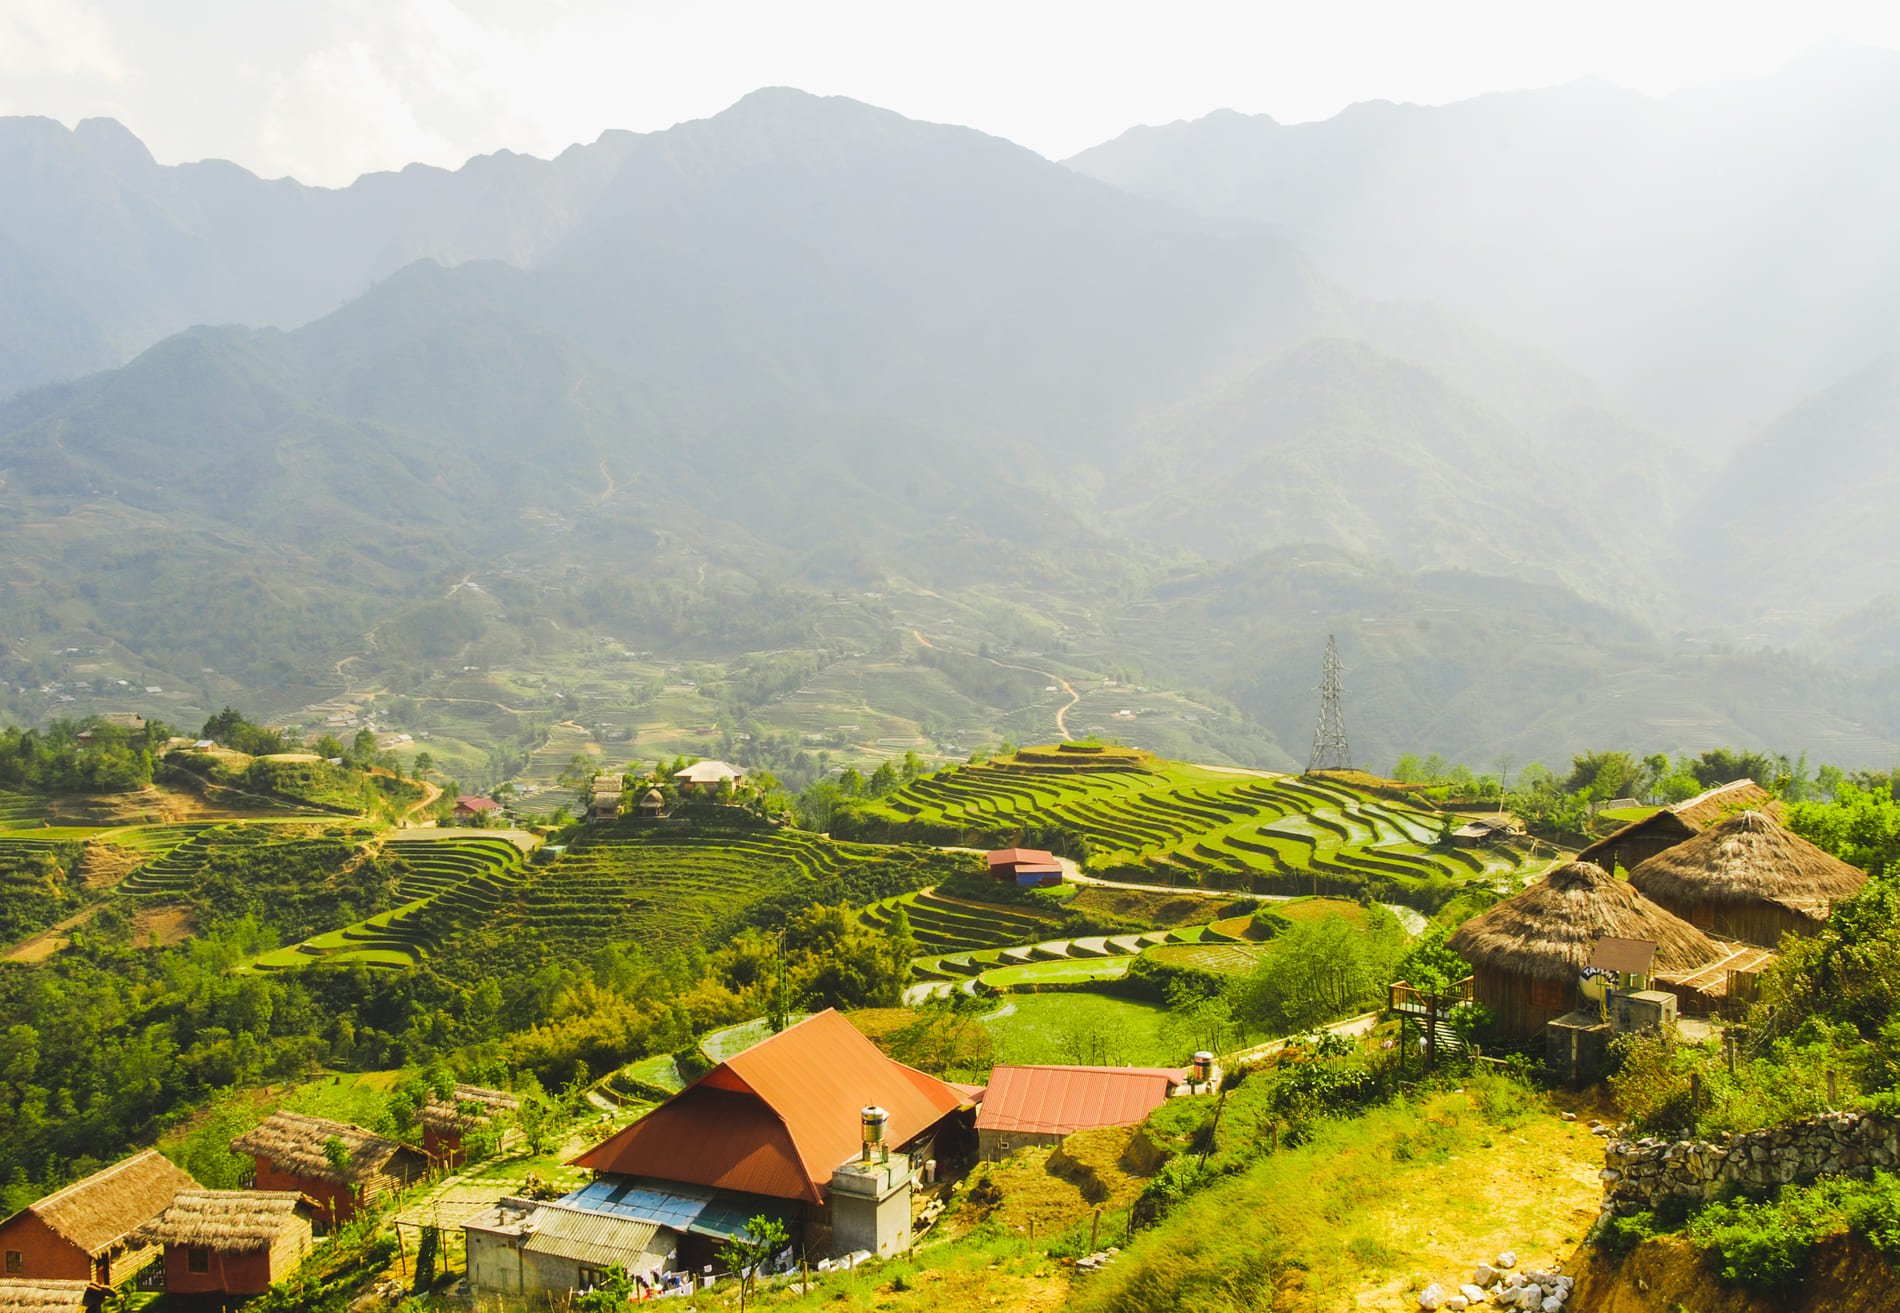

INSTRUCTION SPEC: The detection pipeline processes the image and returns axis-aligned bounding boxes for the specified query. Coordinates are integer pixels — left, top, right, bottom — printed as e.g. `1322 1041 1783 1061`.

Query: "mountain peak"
71 117 155 170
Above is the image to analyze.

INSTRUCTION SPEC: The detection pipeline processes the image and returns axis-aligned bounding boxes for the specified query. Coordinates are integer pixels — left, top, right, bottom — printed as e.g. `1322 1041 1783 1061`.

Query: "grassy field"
842 745 1539 908
981 993 1181 1067
976 956 1133 989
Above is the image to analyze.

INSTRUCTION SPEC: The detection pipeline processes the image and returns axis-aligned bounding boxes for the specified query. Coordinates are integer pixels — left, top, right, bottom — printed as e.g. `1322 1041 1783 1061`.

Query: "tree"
1564 750 1645 802
1689 748 1779 790
726 1214 791 1312
321 1135 352 1180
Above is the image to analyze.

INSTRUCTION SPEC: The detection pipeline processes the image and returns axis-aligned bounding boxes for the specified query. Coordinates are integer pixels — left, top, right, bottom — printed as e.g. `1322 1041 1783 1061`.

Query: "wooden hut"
1448 861 1720 1040
1629 810 1867 947
419 1085 521 1168
635 788 667 818
0 1150 195 1287
1578 779 1779 874
230 1112 425 1226
140 1191 315 1297
0 1280 97 1313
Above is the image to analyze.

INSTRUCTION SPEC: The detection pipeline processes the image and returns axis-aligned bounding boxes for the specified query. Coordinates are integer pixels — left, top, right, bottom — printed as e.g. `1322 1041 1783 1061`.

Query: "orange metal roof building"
572 1010 967 1204
974 1065 1188 1137
986 848 1057 867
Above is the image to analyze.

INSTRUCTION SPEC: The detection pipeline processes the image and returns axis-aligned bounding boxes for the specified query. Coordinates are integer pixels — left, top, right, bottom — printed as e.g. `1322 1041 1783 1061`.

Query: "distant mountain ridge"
4 84 1900 765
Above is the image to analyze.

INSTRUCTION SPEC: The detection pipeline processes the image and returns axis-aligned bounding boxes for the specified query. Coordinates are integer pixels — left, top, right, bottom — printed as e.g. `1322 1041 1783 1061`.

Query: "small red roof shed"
572 1010 967 1204
975 1065 1187 1138
453 795 501 815
986 848 1057 869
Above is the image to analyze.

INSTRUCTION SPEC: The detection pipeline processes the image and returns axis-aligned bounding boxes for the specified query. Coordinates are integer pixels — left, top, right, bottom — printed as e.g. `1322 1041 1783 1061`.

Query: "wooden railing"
1388 976 1474 1013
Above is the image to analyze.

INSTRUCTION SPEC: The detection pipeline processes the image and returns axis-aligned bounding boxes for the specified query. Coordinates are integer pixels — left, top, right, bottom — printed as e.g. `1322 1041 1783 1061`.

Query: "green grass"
981 992 1182 1067
702 1014 816 1063
977 956 1133 988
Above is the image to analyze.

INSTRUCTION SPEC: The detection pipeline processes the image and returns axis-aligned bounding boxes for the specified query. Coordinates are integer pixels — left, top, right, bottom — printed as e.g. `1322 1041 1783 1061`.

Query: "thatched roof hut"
1629 810 1867 947
1578 779 1779 873
0 1280 95 1312
1449 861 1720 1038
418 1084 521 1137
140 1191 311 1252
230 1112 414 1186
0 1149 195 1287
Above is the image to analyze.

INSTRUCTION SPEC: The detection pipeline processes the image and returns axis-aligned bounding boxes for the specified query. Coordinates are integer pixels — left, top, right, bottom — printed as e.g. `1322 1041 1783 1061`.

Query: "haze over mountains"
3 64 1900 770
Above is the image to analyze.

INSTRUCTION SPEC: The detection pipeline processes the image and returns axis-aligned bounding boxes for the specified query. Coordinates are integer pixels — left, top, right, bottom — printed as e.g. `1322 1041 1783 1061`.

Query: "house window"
579 1265 610 1289
5 1250 23 1275
188 1248 211 1274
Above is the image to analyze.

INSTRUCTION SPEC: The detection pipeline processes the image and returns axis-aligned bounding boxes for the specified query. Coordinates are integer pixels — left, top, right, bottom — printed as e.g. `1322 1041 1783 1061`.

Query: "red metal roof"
974 1065 1187 1137
454 795 501 812
987 848 1057 866
572 1010 964 1203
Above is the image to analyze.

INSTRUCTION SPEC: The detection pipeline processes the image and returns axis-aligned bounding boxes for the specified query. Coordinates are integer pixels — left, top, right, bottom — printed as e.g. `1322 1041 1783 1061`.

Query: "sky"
4 0 1900 186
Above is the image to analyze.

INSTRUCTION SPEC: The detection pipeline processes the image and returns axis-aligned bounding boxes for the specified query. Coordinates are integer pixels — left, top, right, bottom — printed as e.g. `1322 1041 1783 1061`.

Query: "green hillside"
840 744 1539 907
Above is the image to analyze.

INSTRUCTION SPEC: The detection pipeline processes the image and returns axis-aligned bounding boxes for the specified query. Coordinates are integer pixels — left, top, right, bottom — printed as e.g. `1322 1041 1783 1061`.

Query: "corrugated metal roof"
974 1065 1186 1137
572 1010 964 1203
519 1204 666 1269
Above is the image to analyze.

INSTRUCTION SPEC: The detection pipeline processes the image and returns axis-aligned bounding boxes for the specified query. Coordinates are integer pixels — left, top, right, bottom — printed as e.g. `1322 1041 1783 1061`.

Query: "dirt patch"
77 841 145 889
942 1126 1157 1247
1569 1233 1900 1313
133 903 196 948
42 784 228 825
1067 887 1239 927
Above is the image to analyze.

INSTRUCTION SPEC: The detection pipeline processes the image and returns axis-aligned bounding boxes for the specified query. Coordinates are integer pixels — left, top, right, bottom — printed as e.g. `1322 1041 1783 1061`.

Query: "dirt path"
911 628 1080 741
1225 1010 1381 1064
400 778 442 825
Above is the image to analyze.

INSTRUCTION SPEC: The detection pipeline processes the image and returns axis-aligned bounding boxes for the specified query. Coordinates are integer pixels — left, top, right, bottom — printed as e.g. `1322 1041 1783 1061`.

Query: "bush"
1688 1190 1839 1289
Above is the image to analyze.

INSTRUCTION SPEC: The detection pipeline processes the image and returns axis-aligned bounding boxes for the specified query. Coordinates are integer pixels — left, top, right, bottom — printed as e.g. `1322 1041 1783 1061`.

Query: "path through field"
911 627 1079 741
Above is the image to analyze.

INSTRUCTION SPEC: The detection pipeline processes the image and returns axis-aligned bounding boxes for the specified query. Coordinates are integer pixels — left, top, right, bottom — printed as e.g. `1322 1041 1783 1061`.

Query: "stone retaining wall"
1603 1111 1900 1214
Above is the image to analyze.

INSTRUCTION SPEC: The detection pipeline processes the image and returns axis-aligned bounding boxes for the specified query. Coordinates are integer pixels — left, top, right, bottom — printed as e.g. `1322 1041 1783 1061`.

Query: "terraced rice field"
0 791 47 828
252 833 529 971
504 823 955 958
850 747 1540 906
1143 941 1271 976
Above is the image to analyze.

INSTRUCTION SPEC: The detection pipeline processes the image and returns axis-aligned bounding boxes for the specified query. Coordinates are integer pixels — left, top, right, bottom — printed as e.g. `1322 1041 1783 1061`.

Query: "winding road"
911 627 1080 741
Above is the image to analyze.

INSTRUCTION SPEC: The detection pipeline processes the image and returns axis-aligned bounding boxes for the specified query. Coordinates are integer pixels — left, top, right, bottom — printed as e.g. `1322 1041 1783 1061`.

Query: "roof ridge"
31 1148 163 1212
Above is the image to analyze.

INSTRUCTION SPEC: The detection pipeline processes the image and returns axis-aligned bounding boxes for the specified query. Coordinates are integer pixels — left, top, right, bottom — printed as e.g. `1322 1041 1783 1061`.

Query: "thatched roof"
418 1084 520 1135
1630 811 1867 916
141 1190 311 1251
1578 779 1781 865
1448 861 1720 982
13 1148 196 1256
230 1111 415 1184
0 1280 93 1312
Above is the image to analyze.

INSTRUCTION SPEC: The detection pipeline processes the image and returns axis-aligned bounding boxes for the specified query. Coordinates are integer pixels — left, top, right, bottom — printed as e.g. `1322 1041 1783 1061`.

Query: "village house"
139 1191 316 1298
419 1084 521 1169
975 1065 1189 1160
985 848 1063 887
0 1150 196 1289
465 1010 973 1297
588 775 624 822
1628 810 1867 947
230 1112 426 1226
1447 861 1718 1040
452 795 503 824
673 760 745 796
1577 778 1778 874
463 1197 683 1300
635 787 667 819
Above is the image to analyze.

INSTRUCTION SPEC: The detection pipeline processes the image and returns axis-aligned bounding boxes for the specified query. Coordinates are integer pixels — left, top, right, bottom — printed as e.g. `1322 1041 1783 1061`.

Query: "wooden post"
1689 1072 1702 1114
1425 991 1438 1072
394 1220 408 1275
1089 1208 1101 1252
1828 1068 1838 1108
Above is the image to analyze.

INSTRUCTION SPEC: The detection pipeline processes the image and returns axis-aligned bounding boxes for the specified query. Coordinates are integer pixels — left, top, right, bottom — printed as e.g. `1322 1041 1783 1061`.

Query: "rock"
1542 1299 1564 1313
1446 1299 1469 1312
1418 1283 1446 1310
1496 1251 1517 1270
1470 1264 1497 1287
1561 1111 1577 1121
1460 1282 1488 1303
1517 1288 1545 1311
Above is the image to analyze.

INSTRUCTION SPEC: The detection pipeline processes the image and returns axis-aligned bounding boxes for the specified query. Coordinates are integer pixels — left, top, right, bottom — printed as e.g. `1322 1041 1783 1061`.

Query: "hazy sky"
4 0 1900 186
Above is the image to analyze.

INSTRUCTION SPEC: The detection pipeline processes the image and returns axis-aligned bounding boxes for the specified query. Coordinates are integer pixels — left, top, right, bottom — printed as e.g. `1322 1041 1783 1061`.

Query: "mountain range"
4 70 1900 769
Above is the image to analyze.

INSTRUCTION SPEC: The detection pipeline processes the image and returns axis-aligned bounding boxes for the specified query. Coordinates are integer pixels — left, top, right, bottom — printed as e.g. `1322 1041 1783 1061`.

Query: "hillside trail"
399 778 442 825
910 627 1080 741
